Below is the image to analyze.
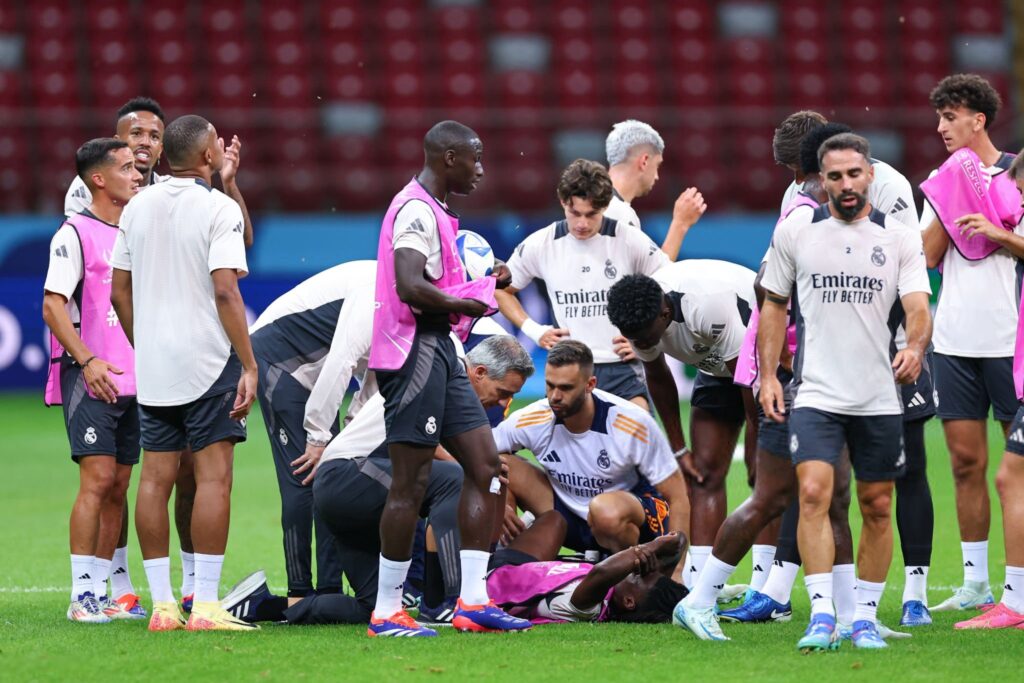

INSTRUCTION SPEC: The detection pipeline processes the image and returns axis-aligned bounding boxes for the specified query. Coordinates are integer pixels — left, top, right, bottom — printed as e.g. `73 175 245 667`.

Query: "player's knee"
588 495 630 538
994 461 1018 500
951 452 986 483
798 479 831 511
858 489 892 526
82 464 118 498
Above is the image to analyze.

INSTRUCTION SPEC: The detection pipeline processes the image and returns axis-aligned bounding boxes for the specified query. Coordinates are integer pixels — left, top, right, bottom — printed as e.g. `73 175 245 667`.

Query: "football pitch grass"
2 392 1022 682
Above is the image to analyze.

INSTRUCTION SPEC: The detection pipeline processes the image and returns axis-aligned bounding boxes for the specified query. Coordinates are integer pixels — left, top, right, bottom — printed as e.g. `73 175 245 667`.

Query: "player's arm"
661 187 707 260
920 214 949 268
497 240 570 348
395 248 488 317
642 353 687 453
218 135 254 248
43 291 123 404
892 291 931 385
212 268 257 419
955 213 1024 260
727 356 760 487
756 293 789 422
653 470 689 558
570 534 686 610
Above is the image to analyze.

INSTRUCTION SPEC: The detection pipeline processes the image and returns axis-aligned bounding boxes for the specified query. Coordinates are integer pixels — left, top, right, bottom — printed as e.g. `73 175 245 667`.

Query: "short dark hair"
773 110 828 167
1008 150 1024 181
607 274 664 336
116 96 165 125
817 132 871 168
424 120 479 158
75 137 129 187
163 114 213 168
799 122 853 175
546 339 594 376
606 577 687 624
929 74 1001 129
556 159 613 210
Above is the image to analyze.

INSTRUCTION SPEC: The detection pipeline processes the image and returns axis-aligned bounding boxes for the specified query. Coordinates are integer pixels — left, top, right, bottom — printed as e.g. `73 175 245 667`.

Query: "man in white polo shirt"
110 114 256 632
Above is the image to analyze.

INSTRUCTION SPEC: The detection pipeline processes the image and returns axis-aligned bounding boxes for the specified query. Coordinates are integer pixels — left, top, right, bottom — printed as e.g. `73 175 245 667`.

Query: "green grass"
2 392 1022 682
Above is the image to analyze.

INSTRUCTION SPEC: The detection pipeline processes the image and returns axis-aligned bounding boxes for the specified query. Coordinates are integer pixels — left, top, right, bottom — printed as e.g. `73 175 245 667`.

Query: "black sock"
774 499 802 565
422 551 445 608
254 596 289 622
896 419 933 567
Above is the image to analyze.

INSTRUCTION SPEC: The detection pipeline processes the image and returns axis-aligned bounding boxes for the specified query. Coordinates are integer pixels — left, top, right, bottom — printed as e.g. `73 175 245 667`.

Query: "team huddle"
43 72 1024 649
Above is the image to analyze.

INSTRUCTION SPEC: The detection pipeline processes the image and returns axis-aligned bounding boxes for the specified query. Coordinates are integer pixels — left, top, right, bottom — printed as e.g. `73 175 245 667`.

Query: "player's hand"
458 297 490 317
219 135 242 185
672 187 707 227
759 375 786 423
892 347 922 385
231 367 257 420
611 335 637 362
82 357 123 404
538 327 571 350
500 504 526 545
677 448 704 484
646 532 686 567
491 262 513 289
956 213 1002 242
630 542 660 576
779 343 794 373
498 454 511 488
292 443 326 486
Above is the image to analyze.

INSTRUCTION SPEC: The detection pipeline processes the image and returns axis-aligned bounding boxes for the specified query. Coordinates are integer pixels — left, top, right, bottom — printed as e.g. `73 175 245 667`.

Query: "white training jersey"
604 191 642 231
781 159 918 229
492 388 678 520
920 154 1024 357
249 260 378 444
110 178 247 406
507 217 671 363
761 204 931 415
64 171 166 218
633 260 757 378
392 198 443 280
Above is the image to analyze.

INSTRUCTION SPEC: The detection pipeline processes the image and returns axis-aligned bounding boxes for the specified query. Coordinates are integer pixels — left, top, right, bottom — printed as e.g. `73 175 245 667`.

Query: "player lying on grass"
494 340 689 580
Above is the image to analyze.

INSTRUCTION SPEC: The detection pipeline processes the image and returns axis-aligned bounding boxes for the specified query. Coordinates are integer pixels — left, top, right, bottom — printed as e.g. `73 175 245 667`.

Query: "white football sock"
761 560 800 604
143 557 174 603
902 565 929 605
805 572 834 618
688 546 712 588
193 553 224 603
180 550 195 596
374 555 411 618
688 555 736 610
682 551 694 589
1002 566 1024 613
459 550 491 605
961 541 988 583
832 564 856 625
749 545 775 591
852 579 885 624
71 554 95 600
92 557 112 599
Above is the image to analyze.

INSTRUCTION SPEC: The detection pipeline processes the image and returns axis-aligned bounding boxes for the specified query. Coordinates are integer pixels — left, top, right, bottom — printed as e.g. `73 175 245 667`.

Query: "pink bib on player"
920 148 1023 261
44 212 136 405
369 177 497 372
486 560 612 624
734 192 817 390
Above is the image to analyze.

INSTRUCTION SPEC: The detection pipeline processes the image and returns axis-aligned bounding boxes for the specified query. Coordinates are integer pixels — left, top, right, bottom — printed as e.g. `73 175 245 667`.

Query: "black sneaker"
220 570 271 623
417 597 457 625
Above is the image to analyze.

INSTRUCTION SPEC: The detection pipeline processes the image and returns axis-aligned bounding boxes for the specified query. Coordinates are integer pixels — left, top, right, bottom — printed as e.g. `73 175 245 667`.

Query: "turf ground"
2 391 1022 682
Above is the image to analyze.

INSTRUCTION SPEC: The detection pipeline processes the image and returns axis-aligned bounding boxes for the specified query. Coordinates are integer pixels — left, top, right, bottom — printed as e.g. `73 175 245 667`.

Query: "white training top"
249 260 378 444
492 388 678 520
603 192 642 231
64 171 166 218
781 159 918 229
392 199 443 280
920 158 1024 357
110 178 247 406
761 204 931 415
507 217 670 363
633 260 757 378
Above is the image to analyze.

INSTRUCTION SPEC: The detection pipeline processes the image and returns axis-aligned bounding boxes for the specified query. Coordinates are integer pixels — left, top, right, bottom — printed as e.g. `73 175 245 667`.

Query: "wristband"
520 318 552 345
673 447 691 459
81 356 97 368
306 435 331 448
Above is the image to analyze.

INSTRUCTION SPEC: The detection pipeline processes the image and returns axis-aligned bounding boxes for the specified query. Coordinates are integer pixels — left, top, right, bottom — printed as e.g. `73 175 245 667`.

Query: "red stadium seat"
554 37 596 67
614 66 660 110
84 0 132 36
323 134 376 166
206 39 253 70
381 37 423 67
440 67 485 111
201 2 247 35
846 4 885 36
668 71 717 108
88 37 136 71
669 37 714 70
442 38 484 67
667 1 714 37
616 36 655 67
323 70 373 101
26 36 78 70
320 1 362 38
553 1 593 32
845 35 887 69
151 38 195 68
382 126 427 170
150 66 199 110
380 66 426 112
612 1 653 33
0 3 19 33
30 71 80 108
722 38 775 68
505 161 553 212
260 0 306 37
322 38 366 73
779 0 827 34
0 70 22 109
435 5 481 39
26 1 74 37
267 68 315 109
491 0 542 32
956 1 1001 33
91 69 142 109
268 39 312 69
377 3 421 38
899 1 948 36
787 68 833 111
554 68 600 125
901 37 950 73
207 71 257 109
782 36 827 67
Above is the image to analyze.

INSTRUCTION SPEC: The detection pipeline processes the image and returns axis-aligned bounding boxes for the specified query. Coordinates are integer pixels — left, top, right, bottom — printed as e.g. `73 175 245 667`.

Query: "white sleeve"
691 291 746 362
64 177 90 218
110 225 131 271
43 225 84 299
897 230 931 297
760 219 797 297
491 408 543 453
918 169 939 231
628 228 671 275
632 342 663 363
872 173 918 230
506 233 540 290
303 287 374 444
208 194 248 276
392 200 439 258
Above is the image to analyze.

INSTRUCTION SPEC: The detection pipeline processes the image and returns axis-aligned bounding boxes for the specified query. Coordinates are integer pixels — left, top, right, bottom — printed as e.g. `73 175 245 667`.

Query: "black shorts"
789 407 904 482
692 372 746 424
594 361 648 402
757 368 794 458
488 548 541 572
552 490 670 553
1005 405 1024 457
934 353 1016 422
59 366 140 465
139 356 247 452
900 351 937 422
376 330 489 447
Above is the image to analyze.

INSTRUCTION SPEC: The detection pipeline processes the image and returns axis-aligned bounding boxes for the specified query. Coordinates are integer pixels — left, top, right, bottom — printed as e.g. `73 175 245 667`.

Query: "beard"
830 190 867 220
550 391 588 419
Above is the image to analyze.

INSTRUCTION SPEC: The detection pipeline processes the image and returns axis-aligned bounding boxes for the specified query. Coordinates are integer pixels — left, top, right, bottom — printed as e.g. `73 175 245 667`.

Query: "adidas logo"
774 560 784 567
909 567 925 575
1006 584 1014 591
1010 428 1024 443
965 561 975 567
73 187 88 199
539 450 561 463
714 584 724 590
861 601 878 607
54 245 68 258
112 567 127 575
232 221 243 233
77 573 91 580
689 566 697 573
890 197 909 214
907 392 925 408
753 564 763 572
811 593 823 600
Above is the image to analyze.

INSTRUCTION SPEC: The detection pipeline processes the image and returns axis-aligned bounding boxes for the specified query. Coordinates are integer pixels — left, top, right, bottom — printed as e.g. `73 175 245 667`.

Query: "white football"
456 229 495 281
